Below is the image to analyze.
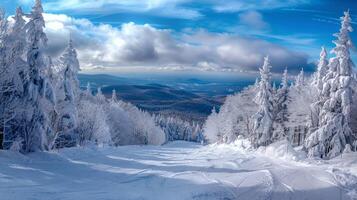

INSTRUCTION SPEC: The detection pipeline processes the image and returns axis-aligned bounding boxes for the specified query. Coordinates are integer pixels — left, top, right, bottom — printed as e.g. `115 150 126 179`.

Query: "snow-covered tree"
0 0 170 150
252 56 274 147
313 47 329 92
203 107 220 143
0 8 7 45
95 87 106 103
295 68 305 89
111 89 118 102
286 73 313 146
305 11 356 158
84 82 92 97
154 114 203 142
77 99 111 145
115 100 165 145
272 68 290 141
0 7 27 147
0 8 7 75
53 39 80 148
9 0 56 152
310 48 330 131
203 85 258 144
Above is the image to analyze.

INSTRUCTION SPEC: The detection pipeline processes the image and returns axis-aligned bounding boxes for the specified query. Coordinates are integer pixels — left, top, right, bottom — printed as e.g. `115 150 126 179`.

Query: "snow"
1 141 356 200
257 140 306 161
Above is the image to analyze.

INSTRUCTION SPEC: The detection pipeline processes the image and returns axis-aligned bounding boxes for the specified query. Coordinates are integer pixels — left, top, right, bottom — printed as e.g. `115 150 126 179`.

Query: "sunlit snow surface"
0 141 356 200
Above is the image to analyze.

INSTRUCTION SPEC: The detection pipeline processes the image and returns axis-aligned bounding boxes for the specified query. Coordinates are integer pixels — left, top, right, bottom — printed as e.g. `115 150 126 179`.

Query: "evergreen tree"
313 47 329 92
0 8 7 73
305 11 356 158
252 56 274 147
15 0 56 152
111 89 118 103
273 68 290 141
1 7 29 150
0 8 7 46
295 68 305 89
310 48 329 131
53 39 80 148
96 87 106 103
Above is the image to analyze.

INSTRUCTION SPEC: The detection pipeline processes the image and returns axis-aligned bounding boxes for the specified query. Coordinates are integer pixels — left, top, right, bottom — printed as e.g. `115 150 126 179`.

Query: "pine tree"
252 56 274 147
0 8 7 46
16 0 56 152
313 47 329 92
295 68 305 89
273 68 290 141
203 107 220 143
111 89 118 103
310 48 329 131
305 11 355 158
0 8 7 71
53 39 80 148
96 87 106 103
59 39 80 96
1 7 29 151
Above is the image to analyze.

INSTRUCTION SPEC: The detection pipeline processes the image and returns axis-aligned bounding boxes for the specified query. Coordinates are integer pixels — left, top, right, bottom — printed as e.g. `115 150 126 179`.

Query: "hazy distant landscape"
78 73 256 121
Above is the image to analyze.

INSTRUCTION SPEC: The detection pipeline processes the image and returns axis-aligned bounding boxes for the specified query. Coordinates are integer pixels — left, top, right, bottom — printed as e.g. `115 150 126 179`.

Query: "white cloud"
43 13 311 73
238 11 269 30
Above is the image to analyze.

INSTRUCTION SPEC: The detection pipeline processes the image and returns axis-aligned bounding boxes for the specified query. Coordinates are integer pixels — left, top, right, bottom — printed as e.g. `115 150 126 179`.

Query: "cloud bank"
44 13 311 73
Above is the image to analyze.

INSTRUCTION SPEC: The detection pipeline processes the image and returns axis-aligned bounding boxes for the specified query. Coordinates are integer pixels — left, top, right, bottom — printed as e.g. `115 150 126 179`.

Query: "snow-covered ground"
0 141 357 200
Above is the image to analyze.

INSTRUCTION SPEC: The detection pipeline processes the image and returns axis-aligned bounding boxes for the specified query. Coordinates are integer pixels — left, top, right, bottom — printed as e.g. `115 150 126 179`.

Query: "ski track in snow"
0 141 356 200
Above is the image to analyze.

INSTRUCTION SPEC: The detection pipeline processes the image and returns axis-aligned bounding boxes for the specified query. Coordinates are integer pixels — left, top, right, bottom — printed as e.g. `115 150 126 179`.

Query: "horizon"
1 0 357 76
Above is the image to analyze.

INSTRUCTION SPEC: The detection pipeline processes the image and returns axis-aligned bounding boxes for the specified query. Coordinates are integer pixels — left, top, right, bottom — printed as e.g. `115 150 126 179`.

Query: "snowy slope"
0 141 356 200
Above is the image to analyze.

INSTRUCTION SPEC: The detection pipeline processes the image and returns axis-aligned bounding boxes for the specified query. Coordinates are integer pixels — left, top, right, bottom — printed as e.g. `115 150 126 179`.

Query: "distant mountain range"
78 73 254 122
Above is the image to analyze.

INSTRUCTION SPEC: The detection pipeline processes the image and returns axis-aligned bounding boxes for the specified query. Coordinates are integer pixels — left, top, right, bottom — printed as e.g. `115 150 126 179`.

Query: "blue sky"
1 0 357 74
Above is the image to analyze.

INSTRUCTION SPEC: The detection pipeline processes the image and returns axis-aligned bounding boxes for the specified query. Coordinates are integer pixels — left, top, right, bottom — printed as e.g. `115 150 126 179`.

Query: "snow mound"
208 136 253 152
257 140 306 161
231 136 254 151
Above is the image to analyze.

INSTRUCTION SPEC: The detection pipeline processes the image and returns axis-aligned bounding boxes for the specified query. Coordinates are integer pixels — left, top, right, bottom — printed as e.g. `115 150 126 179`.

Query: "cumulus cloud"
43 13 311 73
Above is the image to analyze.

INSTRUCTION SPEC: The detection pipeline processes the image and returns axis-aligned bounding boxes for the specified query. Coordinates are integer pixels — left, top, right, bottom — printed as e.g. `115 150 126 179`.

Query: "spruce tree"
310 48 329 131
314 47 329 93
20 0 55 152
111 89 118 103
305 11 355 158
53 39 80 148
273 68 290 141
1 7 27 150
252 56 274 147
